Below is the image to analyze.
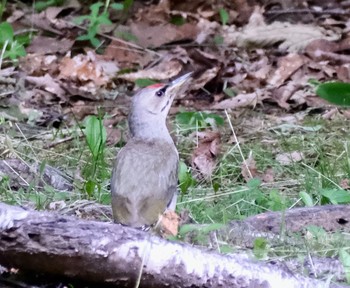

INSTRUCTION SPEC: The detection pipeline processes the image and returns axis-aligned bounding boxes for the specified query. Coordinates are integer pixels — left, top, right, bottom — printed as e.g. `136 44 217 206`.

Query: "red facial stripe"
147 83 164 88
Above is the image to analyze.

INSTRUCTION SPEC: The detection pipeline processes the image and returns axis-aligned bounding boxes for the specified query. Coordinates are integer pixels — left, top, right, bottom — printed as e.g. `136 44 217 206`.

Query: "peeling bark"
0 203 345 288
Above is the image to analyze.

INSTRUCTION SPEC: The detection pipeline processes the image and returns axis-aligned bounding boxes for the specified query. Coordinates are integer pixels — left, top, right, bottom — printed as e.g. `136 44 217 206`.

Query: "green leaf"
115 31 138 42
316 82 350 106
0 22 14 44
213 35 224 45
85 180 97 197
98 13 113 25
340 249 350 283
299 191 314 207
320 189 350 204
90 36 101 48
247 178 261 189
178 223 225 237
253 237 268 259
4 41 26 60
219 8 229 26
123 0 134 10
176 111 224 131
178 161 196 194
76 34 90 41
74 15 90 25
90 2 104 17
34 0 57 12
223 87 237 97
170 15 186 26
135 78 158 87
111 3 124 10
84 115 107 159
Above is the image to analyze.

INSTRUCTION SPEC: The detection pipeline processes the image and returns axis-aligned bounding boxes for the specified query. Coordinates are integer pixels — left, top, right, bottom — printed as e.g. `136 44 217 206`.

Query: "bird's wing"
111 140 178 227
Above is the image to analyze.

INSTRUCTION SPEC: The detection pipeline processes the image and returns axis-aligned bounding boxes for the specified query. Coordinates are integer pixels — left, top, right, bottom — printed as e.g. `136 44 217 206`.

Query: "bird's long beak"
169 72 193 89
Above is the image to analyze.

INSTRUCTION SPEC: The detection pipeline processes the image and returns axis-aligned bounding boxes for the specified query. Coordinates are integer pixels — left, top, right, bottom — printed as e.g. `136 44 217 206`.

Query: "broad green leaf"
340 249 350 283
316 82 350 106
178 161 195 194
247 178 261 189
115 31 138 42
213 35 224 45
253 237 268 259
0 22 14 44
84 115 107 159
299 191 314 206
123 0 134 10
98 13 113 25
34 0 63 12
170 15 186 26
90 37 101 48
219 8 229 26
111 3 124 10
85 180 97 197
320 189 350 204
135 78 157 87
73 15 90 25
90 2 104 17
223 87 236 97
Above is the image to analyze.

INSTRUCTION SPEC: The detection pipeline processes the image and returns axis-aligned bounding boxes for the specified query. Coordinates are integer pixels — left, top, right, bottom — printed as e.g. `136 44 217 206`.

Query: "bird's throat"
129 112 173 143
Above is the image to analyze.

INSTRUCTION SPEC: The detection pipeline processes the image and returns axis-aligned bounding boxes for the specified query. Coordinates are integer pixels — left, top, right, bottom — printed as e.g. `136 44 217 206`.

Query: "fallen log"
0 203 345 287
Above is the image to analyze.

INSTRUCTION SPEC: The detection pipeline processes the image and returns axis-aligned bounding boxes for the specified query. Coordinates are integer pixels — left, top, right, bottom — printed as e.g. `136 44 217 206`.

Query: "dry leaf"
104 40 152 68
223 7 340 52
261 167 275 183
26 74 66 98
241 154 258 182
268 53 305 87
340 179 350 190
276 151 304 165
191 131 221 178
212 90 268 110
106 127 121 146
119 59 183 82
160 210 180 237
27 36 74 55
130 22 198 48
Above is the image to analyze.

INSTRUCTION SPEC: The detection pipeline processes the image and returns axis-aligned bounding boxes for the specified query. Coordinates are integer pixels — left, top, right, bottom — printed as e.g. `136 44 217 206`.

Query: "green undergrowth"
2 110 350 215
1 109 350 281
2 110 350 217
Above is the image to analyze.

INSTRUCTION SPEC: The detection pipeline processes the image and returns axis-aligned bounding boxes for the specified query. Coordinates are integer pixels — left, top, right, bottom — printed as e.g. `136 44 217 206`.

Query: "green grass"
2 109 350 282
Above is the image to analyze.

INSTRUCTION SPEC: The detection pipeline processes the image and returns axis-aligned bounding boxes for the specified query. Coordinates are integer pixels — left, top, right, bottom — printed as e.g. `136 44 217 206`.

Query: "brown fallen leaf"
119 59 183 82
58 51 119 98
241 153 258 182
191 131 221 179
103 40 153 68
130 21 198 48
27 36 74 55
276 151 304 165
268 53 305 87
241 154 275 183
20 54 58 75
106 127 121 146
261 167 275 183
26 74 66 99
340 179 350 190
160 210 180 237
212 90 268 110
59 51 118 86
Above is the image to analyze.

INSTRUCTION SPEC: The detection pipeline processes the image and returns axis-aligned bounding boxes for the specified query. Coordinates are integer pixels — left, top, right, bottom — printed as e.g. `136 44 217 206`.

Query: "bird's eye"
156 90 164 97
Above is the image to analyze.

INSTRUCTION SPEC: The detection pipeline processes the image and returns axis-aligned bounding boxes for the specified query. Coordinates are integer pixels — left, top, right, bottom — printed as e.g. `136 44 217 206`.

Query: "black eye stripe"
156 85 169 97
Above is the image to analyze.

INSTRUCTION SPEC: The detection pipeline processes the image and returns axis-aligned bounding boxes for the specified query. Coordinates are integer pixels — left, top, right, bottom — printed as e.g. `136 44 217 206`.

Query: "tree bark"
0 203 345 288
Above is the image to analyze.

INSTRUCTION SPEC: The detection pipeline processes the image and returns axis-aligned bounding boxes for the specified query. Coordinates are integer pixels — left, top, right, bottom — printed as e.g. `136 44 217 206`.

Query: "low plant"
0 22 28 63
82 114 108 198
74 0 133 48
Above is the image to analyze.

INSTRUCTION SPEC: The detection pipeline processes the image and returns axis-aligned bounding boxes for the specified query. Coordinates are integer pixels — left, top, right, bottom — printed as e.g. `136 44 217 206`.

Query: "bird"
110 72 192 229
